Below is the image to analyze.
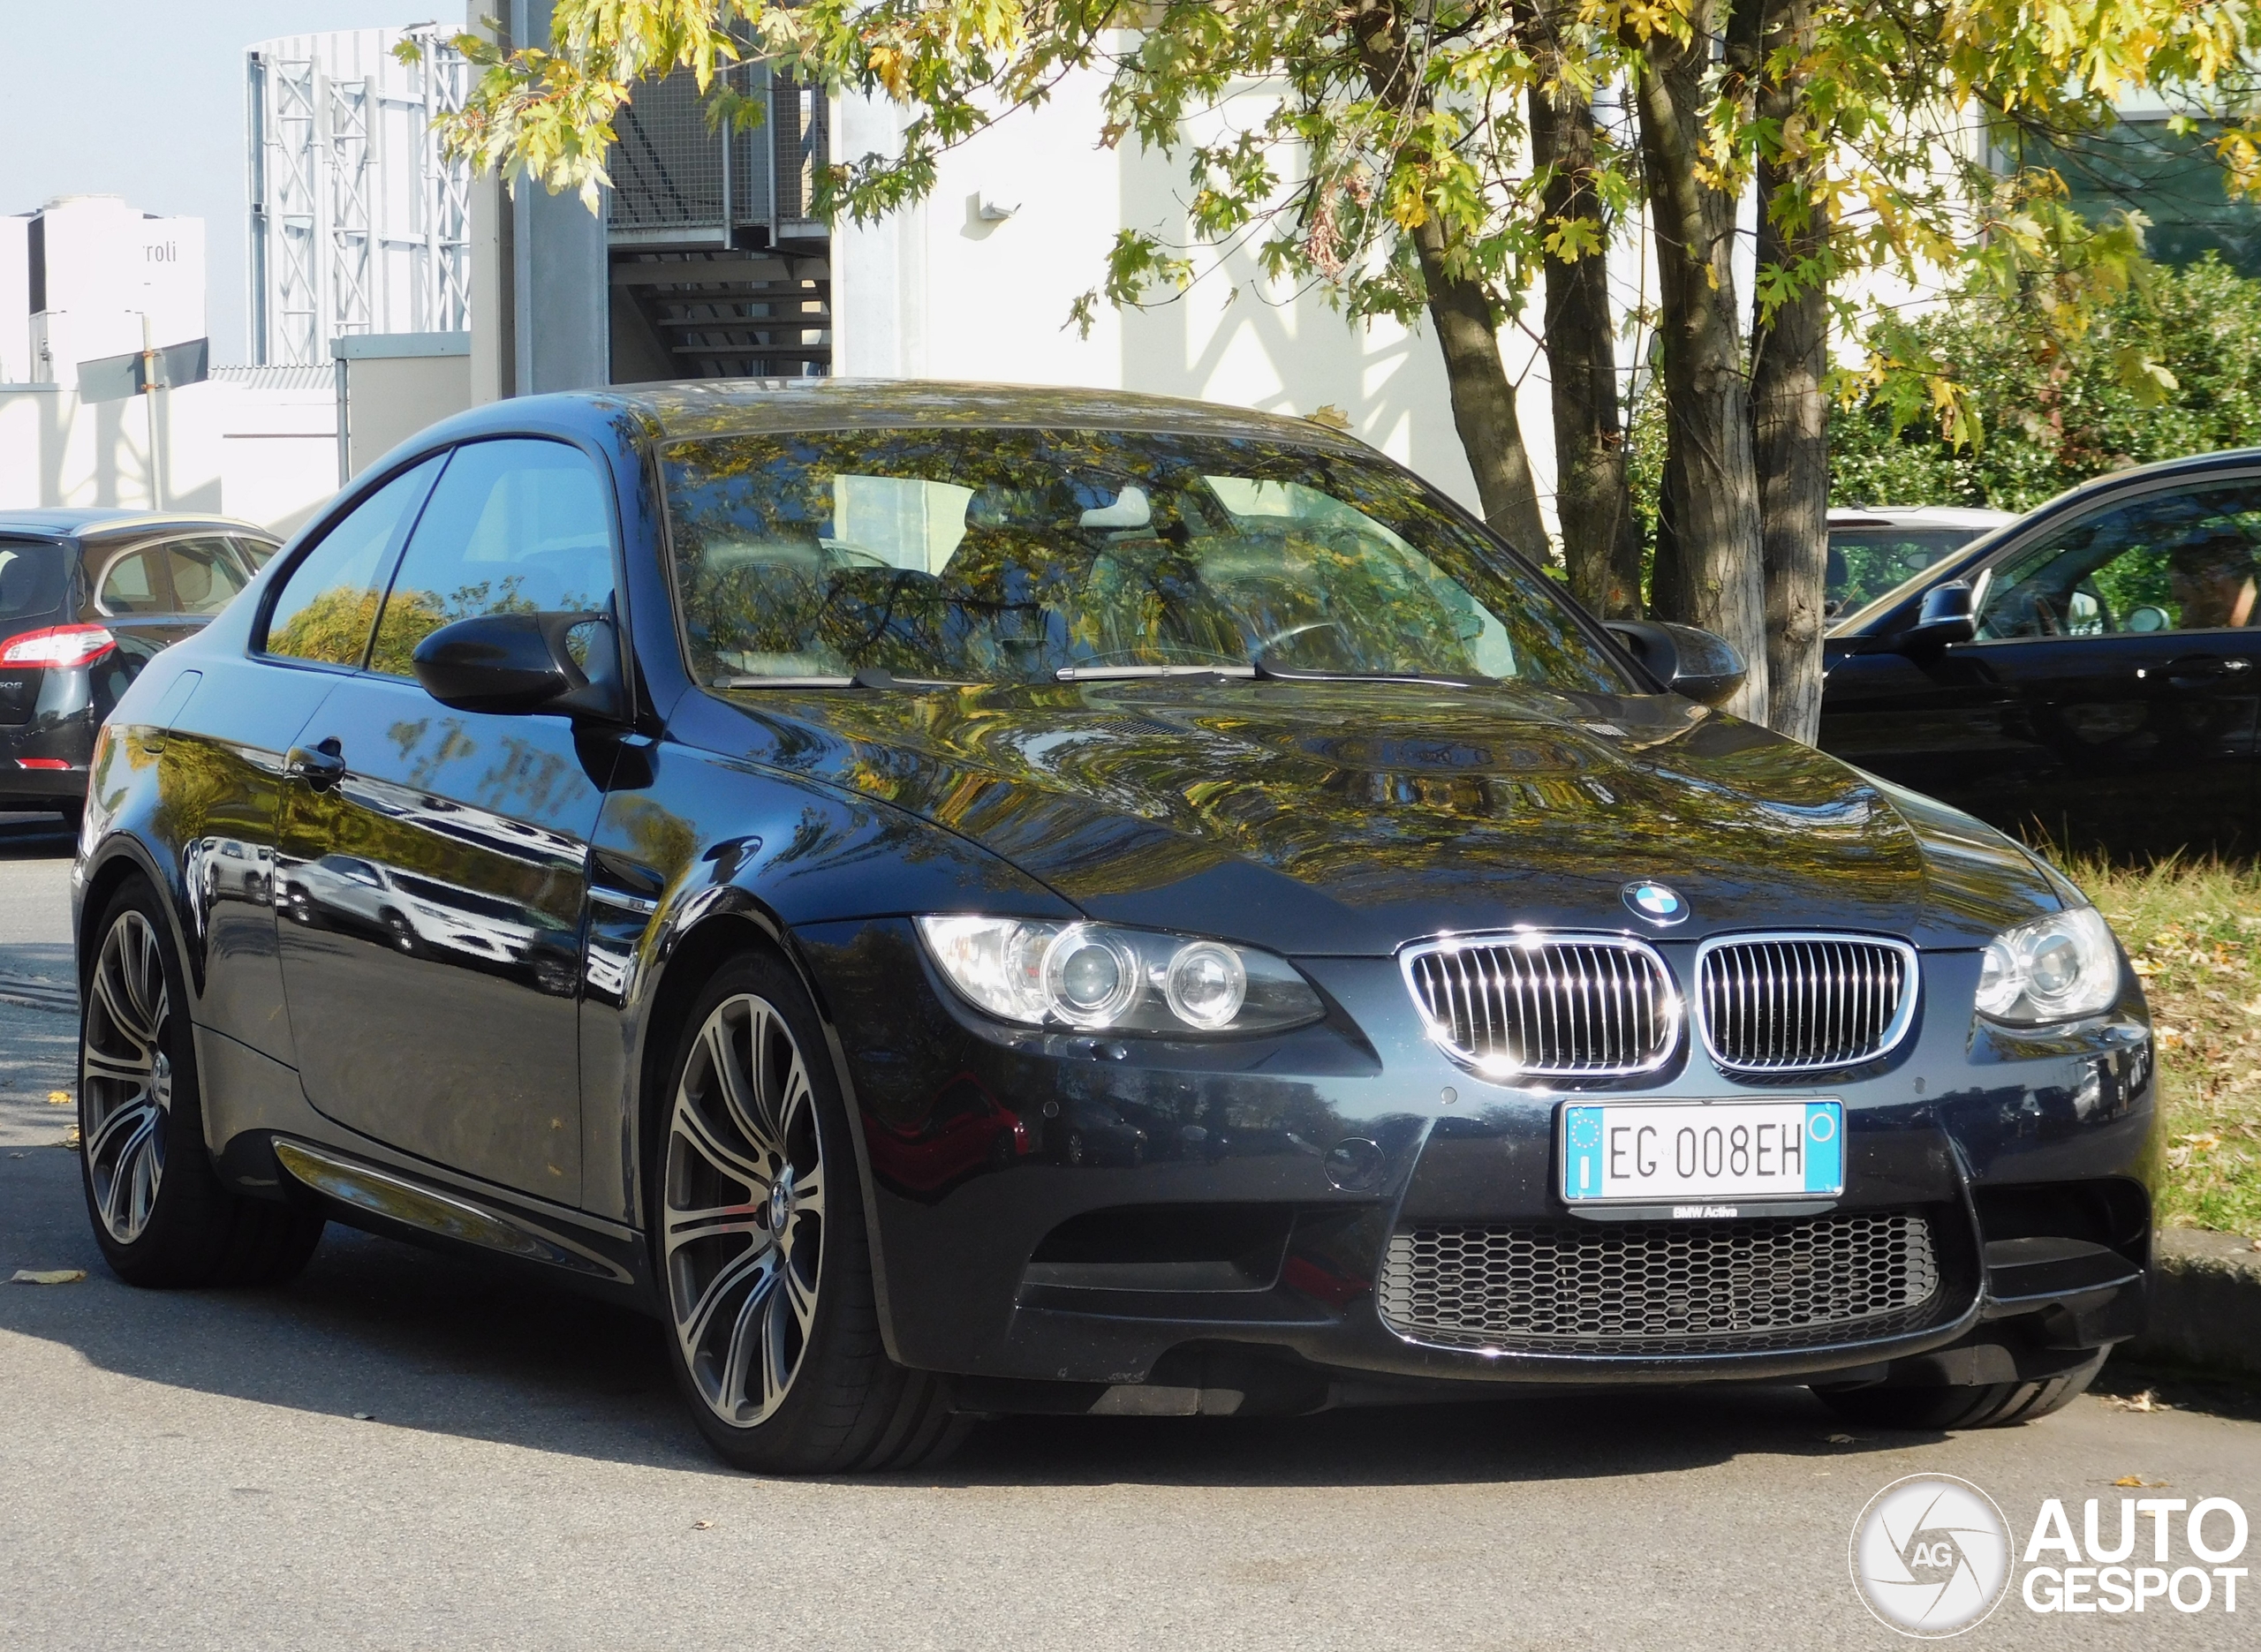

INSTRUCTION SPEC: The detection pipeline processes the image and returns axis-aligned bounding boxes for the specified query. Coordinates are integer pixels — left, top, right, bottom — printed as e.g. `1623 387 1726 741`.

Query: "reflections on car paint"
694 676 2069 943
278 774 585 997
863 1071 1032 1198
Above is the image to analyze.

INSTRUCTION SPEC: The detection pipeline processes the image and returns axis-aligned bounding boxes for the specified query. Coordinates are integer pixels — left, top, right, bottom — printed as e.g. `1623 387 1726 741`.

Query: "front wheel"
654 949 963 1474
79 879 324 1286
1813 1351 2108 1431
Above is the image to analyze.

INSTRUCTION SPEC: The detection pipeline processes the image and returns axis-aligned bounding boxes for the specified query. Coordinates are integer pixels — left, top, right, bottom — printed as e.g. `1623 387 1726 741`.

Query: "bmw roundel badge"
1622 880 1690 925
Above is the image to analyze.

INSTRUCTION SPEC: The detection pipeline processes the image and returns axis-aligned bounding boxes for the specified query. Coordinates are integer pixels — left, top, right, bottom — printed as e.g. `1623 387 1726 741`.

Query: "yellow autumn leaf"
10 1269 86 1286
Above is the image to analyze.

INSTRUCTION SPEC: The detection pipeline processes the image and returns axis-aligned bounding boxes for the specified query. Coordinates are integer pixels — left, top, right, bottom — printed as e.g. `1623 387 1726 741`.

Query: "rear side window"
0 540 65 622
264 455 444 667
97 547 168 615
367 439 616 677
164 537 252 615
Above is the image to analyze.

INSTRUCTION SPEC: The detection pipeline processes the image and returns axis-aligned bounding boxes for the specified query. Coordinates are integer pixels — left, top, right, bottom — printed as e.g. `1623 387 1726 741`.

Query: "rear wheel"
1814 1351 2108 1430
79 878 324 1286
654 949 963 1474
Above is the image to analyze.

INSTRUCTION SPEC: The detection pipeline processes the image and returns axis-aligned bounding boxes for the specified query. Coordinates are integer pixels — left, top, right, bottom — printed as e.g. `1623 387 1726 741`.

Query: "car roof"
0 507 275 540
1827 505 2016 529
595 377 1378 454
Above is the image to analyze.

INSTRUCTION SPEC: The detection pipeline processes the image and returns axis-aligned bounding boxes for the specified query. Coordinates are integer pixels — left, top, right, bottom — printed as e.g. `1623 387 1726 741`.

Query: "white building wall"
0 373 337 535
4 196 206 388
834 70 1554 523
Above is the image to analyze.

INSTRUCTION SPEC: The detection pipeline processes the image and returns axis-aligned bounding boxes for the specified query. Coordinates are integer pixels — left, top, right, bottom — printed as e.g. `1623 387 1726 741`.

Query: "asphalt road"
3 815 2257 1651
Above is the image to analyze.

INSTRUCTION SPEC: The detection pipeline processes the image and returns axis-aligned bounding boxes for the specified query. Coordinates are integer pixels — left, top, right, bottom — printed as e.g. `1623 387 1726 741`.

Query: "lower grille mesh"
1376 1211 1940 1354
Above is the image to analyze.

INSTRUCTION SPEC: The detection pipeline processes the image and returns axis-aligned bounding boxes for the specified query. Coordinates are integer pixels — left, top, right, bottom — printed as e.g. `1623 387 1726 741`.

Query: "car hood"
715 680 2063 954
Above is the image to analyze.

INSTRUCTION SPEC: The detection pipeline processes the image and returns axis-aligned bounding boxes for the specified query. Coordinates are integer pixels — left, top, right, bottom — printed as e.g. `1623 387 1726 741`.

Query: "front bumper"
800 919 2159 1407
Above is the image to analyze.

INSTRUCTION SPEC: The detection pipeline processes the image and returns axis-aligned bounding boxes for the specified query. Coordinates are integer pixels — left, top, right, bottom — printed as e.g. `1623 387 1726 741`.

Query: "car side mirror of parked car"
1895 582 1977 652
1603 620 1749 708
412 610 627 723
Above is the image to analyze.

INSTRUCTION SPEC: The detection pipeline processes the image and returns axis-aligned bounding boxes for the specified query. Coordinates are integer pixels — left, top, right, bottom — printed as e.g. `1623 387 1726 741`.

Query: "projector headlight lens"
1975 905 2121 1026
916 917 1317 1036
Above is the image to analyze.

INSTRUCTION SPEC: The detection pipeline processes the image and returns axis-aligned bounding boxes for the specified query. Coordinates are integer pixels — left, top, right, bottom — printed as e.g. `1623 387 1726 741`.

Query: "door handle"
2159 654 2246 688
284 737 346 791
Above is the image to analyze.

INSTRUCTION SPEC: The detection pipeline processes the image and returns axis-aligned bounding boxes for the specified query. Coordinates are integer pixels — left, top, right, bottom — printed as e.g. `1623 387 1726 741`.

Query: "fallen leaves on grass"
10 1269 86 1285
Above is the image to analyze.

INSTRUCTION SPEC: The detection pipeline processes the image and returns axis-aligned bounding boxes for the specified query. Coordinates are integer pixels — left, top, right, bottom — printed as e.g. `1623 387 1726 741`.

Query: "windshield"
659 427 1630 692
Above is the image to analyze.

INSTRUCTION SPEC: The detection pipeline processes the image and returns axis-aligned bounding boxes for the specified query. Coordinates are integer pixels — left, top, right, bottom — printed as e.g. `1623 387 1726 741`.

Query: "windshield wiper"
1054 663 1257 682
1250 654 1485 688
715 668 974 690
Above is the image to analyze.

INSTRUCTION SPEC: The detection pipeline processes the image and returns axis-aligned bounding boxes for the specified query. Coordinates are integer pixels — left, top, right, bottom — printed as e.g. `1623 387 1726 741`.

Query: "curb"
2125 1226 2261 1379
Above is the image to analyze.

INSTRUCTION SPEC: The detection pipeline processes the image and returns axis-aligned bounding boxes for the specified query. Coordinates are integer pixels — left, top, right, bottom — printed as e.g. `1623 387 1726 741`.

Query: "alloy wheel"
663 992 826 1427
81 909 172 1244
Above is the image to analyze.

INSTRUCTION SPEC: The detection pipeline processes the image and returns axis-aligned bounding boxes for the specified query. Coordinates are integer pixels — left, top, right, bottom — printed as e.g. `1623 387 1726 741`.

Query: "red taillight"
16 758 69 770
0 623 116 669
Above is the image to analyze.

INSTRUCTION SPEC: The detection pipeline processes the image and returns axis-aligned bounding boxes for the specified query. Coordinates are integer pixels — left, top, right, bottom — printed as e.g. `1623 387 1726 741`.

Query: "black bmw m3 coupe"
73 381 2157 1472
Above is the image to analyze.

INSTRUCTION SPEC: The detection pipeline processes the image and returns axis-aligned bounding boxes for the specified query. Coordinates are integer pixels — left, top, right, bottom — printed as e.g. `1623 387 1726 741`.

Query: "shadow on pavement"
0 811 72 862
0 1143 1949 1488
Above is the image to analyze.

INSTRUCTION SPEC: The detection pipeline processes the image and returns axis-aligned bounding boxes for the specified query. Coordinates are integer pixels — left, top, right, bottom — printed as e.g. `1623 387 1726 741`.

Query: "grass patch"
2061 855 2261 1238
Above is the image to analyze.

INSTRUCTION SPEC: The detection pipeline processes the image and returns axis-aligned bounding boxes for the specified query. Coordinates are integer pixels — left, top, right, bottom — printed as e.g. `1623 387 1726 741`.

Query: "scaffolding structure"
246 26 473 366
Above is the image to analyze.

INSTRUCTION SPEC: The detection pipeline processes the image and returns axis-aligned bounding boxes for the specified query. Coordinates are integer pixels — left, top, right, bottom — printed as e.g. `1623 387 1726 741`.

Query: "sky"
0 1 439 364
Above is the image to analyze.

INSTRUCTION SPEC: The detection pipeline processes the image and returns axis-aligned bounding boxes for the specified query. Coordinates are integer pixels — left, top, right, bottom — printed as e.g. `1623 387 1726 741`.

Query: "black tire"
1814 1350 2108 1431
79 877 325 1288
651 947 964 1475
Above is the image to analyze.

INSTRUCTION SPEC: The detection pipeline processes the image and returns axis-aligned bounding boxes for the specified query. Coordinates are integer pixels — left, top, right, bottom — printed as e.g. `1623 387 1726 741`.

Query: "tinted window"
1978 480 2261 640
0 540 65 621
231 535 280 570
367 439 616 677
164 537 251 615
97 548 168 615
1826 528 1983 615
661 427 1629 692
264 456 444 666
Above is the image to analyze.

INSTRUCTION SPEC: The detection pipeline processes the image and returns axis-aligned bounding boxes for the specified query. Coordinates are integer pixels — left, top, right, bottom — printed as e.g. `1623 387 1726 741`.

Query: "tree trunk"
1750 0 1830 743
1407 217 1554 563
1351 0 1551 564
1529 57 1643 616
1630 14 1769 722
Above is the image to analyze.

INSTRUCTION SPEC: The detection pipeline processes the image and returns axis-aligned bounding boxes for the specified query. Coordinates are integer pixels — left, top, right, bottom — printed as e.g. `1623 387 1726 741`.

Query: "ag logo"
1850 1475 2012 1638
1622 880 1689 926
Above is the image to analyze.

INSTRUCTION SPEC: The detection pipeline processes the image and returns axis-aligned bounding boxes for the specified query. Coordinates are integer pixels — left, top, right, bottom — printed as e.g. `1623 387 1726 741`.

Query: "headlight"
1974 905 2121 1025
915 916 1322 1036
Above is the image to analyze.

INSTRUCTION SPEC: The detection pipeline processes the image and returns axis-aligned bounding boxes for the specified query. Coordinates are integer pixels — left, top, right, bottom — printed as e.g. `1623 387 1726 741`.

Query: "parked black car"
78 382 2156 1474
0 509 278 821
1820 449 2261 859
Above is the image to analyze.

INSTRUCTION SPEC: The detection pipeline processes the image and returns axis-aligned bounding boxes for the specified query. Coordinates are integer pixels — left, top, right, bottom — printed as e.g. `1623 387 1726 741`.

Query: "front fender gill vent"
1376 1210 1942 1356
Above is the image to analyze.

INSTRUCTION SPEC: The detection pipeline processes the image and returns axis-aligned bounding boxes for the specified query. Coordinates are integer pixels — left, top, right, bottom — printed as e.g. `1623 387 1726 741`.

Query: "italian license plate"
1560 1100 1843 1208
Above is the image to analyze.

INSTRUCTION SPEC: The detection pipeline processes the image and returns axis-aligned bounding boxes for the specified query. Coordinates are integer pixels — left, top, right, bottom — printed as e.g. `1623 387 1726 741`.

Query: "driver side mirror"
1603 620 1748 708
1895 581 1977 652
412 609 627 723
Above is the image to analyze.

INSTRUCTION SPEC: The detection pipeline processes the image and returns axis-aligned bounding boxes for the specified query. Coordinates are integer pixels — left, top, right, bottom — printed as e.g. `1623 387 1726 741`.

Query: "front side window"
1977 480 2261 640
264 455 445 666
367 438 617 678
659 427 1630 692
